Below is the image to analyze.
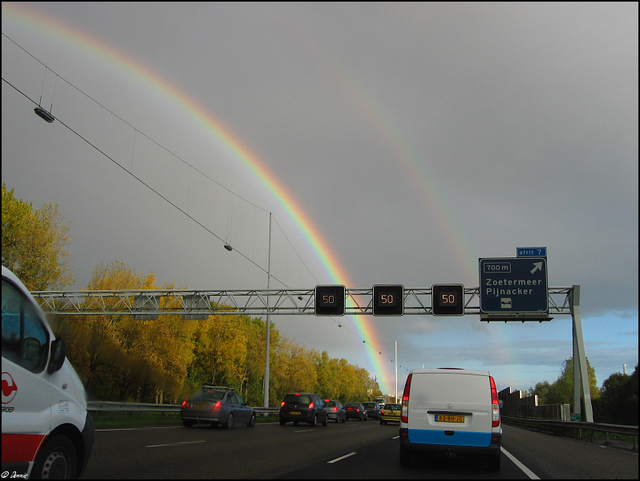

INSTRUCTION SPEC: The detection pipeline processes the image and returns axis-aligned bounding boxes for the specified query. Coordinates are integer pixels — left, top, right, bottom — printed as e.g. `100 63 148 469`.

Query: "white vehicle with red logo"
2 266 94 478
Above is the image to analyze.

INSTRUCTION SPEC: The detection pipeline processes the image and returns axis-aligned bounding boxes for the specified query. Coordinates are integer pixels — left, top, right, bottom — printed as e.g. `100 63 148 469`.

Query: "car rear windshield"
384 404 401 410
325 401 336 407
284 394 312 404
190 390 226 401
344 403 360 408
363 403 376 408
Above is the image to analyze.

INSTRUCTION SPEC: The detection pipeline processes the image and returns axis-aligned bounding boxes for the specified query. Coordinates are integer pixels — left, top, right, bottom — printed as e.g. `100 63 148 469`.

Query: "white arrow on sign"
530 262 543 274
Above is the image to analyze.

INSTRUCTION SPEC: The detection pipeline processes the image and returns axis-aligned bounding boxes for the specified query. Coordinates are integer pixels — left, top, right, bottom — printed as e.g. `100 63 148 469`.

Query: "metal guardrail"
87 401 180 412
503 416 638 450
87 401 280 416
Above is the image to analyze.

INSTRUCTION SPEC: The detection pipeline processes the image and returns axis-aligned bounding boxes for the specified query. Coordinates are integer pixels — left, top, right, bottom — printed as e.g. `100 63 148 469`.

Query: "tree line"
2 183 382 406
528 358 638 425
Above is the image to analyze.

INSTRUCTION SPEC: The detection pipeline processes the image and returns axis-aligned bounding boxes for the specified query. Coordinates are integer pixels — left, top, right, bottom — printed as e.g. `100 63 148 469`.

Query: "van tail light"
280 401 285 407
401 373 412 423
490 376 500 427
309 402 314 409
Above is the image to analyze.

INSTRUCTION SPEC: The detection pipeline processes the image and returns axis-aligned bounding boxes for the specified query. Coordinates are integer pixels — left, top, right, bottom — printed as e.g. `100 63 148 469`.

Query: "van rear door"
407 370 492 447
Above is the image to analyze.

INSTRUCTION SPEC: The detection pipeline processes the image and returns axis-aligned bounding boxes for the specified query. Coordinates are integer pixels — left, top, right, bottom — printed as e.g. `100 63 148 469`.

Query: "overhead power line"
1 32 398 370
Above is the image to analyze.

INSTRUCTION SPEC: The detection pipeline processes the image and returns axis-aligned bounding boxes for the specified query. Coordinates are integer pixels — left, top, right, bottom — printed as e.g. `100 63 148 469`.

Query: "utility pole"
263 213 272 408
395 340 398 403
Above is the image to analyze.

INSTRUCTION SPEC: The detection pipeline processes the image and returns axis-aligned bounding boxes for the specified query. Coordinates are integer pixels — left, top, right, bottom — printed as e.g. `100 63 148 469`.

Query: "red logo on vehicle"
2 372 18 404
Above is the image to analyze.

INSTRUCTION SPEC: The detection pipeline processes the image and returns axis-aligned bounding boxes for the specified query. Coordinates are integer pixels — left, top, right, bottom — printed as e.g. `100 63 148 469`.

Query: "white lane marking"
501 447 540 479
294 429 314 433
146 440 206 448
327 452 357 464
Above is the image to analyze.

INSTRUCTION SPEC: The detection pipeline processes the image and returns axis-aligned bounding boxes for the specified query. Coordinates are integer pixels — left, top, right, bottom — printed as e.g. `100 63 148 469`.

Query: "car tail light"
401 373 412 423
280 401 285 407
181 399 189 408
210 401 222 411
309 402 314 409
333 407 337 412
490 375 500 427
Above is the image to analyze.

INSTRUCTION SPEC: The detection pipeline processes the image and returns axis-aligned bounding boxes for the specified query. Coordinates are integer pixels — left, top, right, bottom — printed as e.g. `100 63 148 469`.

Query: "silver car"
324 400 347 423
181 385 256 429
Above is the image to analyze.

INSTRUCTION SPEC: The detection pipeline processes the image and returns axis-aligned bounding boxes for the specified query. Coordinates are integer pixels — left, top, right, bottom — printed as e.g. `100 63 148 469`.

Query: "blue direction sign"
479 257 548 313
517 247 547 257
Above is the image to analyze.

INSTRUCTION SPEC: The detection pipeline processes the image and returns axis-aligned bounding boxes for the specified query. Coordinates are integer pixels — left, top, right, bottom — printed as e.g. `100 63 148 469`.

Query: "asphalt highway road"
83 420 638 478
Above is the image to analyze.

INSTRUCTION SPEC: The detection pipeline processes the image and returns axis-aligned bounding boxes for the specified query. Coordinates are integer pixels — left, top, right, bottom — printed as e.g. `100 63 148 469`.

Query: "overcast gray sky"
2 2 637 396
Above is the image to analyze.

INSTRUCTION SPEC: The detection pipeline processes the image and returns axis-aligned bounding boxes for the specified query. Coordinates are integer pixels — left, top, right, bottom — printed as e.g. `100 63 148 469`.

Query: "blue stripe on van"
408 429 491 447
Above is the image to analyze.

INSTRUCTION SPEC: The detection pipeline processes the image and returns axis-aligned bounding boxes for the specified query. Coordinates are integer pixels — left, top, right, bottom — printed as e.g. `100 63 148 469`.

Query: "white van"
2 266 94 478
399 368 502 470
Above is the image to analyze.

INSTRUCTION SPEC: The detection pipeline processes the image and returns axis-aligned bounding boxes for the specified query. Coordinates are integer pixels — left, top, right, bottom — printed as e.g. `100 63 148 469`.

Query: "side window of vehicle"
1 278 49 373
235 393 245 405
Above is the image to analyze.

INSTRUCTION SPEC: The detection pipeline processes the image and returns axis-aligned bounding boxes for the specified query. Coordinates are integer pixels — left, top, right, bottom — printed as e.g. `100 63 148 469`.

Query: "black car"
180 385 256 428
279 393 328 426
344 402 367 421
362 402 381 419
324 400 347 423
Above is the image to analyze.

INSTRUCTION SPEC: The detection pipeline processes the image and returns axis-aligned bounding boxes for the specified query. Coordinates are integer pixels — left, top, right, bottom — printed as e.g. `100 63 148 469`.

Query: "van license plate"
291 411 301 415
435 415 464 423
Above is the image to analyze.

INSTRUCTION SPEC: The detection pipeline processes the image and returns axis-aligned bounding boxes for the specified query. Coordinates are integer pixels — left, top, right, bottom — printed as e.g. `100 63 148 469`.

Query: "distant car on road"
380 403 402 424
181 385 255 429
279 393 328 426
344 402 368 421
362 402 381 419
324 400 347 423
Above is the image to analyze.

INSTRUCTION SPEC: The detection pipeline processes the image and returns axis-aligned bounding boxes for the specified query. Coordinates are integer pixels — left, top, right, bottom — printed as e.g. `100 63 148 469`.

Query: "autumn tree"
545 358 599 406
55 261 197 402
2 182 74 289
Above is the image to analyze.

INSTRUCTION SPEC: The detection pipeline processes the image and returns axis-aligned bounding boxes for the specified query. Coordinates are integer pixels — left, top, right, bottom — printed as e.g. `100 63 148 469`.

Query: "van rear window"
416 374 489 403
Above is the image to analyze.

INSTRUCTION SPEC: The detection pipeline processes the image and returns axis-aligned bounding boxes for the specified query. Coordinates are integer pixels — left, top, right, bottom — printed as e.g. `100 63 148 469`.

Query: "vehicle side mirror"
48 337 66 374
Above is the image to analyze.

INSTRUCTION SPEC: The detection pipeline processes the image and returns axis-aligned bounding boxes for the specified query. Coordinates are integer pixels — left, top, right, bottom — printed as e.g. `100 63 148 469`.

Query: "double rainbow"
3 3 396 393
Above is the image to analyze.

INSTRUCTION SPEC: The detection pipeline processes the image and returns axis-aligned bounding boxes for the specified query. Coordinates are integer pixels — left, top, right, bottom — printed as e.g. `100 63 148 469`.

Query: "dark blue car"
362 402 381 419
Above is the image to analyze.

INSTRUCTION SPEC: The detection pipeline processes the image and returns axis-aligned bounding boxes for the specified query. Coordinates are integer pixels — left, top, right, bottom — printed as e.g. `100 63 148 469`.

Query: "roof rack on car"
201 385 234 391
